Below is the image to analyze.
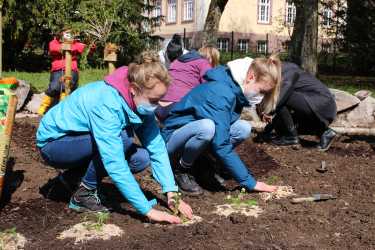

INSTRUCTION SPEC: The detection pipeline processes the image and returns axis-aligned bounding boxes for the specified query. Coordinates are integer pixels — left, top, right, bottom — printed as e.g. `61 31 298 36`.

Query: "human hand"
261 113 273 123
167 192 193 219
253 181 277 192
146 208 181 224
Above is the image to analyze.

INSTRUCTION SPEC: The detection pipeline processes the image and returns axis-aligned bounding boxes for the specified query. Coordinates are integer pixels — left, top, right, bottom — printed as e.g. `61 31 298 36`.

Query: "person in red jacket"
38 28 86 115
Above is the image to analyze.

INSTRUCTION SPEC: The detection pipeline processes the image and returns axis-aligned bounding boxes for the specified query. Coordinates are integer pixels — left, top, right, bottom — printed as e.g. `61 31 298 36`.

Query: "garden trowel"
291 194 336 204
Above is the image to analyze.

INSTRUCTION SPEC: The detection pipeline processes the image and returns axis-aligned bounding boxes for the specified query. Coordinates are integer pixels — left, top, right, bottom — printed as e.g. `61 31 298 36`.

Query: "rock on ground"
15 80 31 111
330 88 361 113
25 93 45 114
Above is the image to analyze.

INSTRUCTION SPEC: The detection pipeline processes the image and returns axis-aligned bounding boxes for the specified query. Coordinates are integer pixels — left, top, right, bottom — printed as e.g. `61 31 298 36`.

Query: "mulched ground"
0 117 374 249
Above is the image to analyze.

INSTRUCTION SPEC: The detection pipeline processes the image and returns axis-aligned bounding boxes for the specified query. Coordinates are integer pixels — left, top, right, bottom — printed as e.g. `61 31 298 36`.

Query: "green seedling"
82 212 110 232
226 188 258 207
169 193 189 223
266 175 279 185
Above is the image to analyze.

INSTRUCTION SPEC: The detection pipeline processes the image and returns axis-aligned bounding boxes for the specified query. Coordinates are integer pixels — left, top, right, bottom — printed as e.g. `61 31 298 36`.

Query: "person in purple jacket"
156 46 220 121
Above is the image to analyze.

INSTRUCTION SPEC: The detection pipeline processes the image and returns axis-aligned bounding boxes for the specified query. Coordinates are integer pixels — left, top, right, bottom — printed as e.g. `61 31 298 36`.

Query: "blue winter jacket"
37 81 178 215
162 66 257 190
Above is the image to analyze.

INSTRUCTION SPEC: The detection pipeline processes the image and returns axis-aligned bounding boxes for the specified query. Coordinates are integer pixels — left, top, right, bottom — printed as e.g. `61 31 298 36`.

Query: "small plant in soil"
82 212 110 232
226 188 258 207
169 192 189 223
266 175 279 185
0 227 17 249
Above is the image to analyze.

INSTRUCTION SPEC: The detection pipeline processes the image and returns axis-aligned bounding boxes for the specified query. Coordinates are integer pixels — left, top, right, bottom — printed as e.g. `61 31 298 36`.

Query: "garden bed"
0 118 374 249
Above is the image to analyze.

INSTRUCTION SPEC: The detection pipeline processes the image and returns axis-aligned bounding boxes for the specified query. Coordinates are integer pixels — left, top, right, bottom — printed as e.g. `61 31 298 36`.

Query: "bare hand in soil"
253 181 278 192
167 192 193 220
174 199 193 219
146 208 181 224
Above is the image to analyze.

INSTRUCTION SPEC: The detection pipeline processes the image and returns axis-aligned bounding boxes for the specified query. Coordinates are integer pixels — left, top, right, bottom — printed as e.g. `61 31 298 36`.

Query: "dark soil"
1 118 375 249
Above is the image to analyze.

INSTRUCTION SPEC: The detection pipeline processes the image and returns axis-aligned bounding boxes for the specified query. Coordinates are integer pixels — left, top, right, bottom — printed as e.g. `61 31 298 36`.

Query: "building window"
285 1 296 26
238 39 249 53
217 38 229 52
258 0 271 24
152 0 162 25
257 41 268 54
322 8 333 27
152 0 162 17
167 0 177 23
183 0 194 21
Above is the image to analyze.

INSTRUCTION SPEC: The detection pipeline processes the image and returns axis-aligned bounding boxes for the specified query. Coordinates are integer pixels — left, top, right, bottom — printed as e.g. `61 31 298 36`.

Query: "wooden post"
0 90 17 199
104 43 118 74
62 41 73 95
231 31 234 60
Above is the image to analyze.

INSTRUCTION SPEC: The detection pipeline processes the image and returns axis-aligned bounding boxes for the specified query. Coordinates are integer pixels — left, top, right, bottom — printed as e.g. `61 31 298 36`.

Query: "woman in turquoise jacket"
36 56 193 224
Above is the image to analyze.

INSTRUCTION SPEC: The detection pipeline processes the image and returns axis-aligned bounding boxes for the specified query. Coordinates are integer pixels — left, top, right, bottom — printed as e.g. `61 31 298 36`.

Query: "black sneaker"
69 185 109 213
272 135 300 146
175 172 203 196
317 128 337 152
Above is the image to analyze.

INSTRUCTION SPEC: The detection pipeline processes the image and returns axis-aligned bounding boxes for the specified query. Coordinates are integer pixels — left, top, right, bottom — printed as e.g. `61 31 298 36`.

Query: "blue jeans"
166 119 252 166
40 127 150 189
46 70 79 97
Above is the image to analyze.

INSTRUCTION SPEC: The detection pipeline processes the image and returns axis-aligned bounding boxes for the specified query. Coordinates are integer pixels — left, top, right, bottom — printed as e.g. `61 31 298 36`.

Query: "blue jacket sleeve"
207 97 257 190
88 105 155 215
136 114 178 193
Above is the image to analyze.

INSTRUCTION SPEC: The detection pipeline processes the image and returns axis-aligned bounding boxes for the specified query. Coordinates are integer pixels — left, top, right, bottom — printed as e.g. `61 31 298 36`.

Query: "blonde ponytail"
199 46 220 67
128 50 171 91
250 53 282 114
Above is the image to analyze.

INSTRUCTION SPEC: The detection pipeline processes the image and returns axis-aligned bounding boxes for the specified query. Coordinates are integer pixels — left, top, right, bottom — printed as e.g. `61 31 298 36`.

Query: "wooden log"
250 121 375 136
0 91 17 199
62 41 73 95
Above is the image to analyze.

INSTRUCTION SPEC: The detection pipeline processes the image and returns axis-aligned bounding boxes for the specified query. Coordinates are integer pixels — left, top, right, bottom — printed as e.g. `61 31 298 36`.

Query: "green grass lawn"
3 69 107 93
2 70 375 97
319 75 375 97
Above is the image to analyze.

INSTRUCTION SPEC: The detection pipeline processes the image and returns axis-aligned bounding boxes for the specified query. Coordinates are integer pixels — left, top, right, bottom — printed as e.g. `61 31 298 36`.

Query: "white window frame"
238 39 249 53
217 38 229 52
152 0 162 18
167 0 177 23
258 0 271 24
183 0 194 21
285 1 296 26
257 40 268 54
322 8 333 27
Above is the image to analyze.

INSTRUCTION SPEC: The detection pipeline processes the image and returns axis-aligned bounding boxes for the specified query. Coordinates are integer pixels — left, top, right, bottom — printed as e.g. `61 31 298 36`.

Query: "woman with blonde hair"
156 45 220 121
161 54 282 195
260 62 337 151
36 54 193 224
199 45 220 67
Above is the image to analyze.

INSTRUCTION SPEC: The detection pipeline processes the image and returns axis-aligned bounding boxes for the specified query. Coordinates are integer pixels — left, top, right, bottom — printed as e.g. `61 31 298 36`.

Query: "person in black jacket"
259 62 337 151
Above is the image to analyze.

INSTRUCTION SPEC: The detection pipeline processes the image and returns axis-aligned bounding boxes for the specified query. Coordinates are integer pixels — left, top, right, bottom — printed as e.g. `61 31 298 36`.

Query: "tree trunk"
202 0 228 46
289 0 318 75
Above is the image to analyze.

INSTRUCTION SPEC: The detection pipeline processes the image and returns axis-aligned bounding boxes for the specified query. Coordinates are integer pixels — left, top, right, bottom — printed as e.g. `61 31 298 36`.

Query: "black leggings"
273 91 327 137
